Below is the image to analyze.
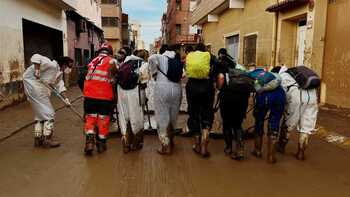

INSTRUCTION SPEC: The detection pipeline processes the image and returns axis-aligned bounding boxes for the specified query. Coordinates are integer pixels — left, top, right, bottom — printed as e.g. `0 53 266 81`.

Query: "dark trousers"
254 87 286 137
220 92 250 148
84 97 113 116
186 79 214 135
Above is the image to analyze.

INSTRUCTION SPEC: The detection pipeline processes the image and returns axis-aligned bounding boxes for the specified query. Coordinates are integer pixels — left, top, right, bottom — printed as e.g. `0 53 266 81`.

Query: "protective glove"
64 98 71 107
34 69 41 79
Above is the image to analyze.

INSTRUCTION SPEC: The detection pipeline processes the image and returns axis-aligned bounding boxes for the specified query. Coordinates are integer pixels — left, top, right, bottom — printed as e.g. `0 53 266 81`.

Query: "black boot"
96 136 107 154
252 136 263 158
232 128 245 161
84 134 95 156
200 128 210 158
192 135 201 154
276 124 289 154
131 131 144 151
223 128 233 156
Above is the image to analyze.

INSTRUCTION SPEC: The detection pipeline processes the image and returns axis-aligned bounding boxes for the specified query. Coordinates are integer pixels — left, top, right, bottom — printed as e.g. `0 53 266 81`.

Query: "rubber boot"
122 124 133 154
296 133 310 161
251 136 263 158
132 131 144 151
34 121 43 147
42 132 60 148
231 128 245 161
192 135 201 154
200 128 210 158
223 129 233 156
267 136 277 164
96 136 107 154
122 134 131 154
276 124 289 154
157 143 172 155
84 134 95 155
167 125 175 148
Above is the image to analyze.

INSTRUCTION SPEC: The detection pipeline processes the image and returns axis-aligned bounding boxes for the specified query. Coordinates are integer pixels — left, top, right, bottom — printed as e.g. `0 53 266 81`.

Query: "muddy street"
0 96 350 197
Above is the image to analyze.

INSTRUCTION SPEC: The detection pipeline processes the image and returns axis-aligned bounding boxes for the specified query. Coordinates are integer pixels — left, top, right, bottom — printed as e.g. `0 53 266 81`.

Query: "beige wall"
201 0 275 66
76 0 102 28
322 0 350 108
101 3 122 51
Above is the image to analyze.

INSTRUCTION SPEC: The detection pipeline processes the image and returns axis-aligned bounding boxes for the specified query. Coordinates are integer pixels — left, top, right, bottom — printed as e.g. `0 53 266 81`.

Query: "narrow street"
1 88 350 197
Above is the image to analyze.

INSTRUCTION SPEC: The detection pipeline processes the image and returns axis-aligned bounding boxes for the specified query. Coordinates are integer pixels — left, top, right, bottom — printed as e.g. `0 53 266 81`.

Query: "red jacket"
83 55 114 101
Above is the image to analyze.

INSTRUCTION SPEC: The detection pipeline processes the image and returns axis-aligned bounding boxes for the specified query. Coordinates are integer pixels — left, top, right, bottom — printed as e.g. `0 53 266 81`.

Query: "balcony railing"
176 34 201 44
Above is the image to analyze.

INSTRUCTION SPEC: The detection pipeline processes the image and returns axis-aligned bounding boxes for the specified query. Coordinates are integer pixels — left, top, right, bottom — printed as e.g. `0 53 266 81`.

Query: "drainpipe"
273 0 279 67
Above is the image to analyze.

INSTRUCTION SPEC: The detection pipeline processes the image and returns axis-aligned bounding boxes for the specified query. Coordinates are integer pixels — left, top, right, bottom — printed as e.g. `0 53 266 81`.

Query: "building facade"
121 13 130 48
66 0 104 85
192 0 275 66
101 0 122 54
165 0 201 46
0 0 75 109
130 22 144 50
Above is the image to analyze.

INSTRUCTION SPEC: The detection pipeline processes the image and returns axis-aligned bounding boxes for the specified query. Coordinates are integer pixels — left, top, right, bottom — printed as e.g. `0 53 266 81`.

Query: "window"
102 17 120 27
243 34 257 65
74 48 82 68
176 24 181 34
176 0 181 10
226 35 239 61
83 49 90 66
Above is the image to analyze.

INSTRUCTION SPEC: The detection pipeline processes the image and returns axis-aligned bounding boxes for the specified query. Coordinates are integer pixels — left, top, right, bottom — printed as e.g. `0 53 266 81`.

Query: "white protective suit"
117 55 148 135
23 54 67 121
148 51 182 145
279 66 318 134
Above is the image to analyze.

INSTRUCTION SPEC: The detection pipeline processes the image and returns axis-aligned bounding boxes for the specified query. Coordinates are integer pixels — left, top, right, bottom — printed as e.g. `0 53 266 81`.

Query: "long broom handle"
40 80 84 121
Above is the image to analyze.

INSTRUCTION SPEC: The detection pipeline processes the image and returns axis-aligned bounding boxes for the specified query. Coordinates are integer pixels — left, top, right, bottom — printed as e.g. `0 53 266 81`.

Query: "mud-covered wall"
323 0 350 108
0 0 66 109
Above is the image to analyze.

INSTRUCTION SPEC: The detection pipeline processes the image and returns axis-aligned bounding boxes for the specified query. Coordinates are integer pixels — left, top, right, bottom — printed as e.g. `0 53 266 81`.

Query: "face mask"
64 67 72 74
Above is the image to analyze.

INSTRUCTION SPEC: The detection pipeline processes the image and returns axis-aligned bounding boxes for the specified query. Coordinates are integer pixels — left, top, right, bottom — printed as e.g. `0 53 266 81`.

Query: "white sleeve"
148 54 160 76
55 79 67 93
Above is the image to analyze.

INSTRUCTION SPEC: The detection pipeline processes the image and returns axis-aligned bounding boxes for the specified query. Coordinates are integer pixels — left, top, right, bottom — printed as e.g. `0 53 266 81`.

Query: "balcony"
176 34 201 44
192 0 244 25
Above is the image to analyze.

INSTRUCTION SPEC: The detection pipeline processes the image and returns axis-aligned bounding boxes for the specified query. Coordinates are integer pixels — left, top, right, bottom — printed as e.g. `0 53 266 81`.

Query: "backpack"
116 59 142 90
158 57 183 83
226 68 255 93
286 66 320 89
186 51 211 79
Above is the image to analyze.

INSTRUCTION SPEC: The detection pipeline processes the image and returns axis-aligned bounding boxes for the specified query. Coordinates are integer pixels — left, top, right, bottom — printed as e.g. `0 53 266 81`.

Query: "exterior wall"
166 0 197 45
101 1 122 53
76 0 102 28
275 1 328 75
201 0 275 66
322 0 350 108
0 0 69 109
121 13 129 47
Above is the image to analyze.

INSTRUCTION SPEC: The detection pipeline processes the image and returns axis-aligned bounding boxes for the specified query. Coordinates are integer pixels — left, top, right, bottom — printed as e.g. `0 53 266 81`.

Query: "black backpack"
158 57 183 83
226 68 255 93
286 66 320 89
116 59 142 90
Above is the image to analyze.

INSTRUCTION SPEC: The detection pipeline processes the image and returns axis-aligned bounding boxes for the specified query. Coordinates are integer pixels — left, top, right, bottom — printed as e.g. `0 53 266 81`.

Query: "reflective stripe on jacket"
83 55 114 101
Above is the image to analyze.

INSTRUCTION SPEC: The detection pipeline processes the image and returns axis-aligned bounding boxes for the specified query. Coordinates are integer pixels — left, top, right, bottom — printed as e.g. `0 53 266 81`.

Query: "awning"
266 0 310 12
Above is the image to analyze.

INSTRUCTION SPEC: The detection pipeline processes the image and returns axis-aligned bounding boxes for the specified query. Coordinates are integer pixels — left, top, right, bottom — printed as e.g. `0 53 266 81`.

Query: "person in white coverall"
273 66 318 160
148 45 182 155
23 54 73 148
118 50 149 153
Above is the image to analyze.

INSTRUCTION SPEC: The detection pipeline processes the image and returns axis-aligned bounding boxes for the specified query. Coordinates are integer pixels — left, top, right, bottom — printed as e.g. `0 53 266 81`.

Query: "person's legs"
266 89 286 163
296 102 318 160
83 98 98 155
95 100 113 153
186 80 202 154
220 104 233 155
252 94 268 158
199 81 212 157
